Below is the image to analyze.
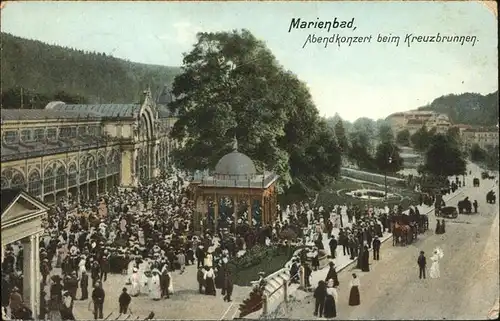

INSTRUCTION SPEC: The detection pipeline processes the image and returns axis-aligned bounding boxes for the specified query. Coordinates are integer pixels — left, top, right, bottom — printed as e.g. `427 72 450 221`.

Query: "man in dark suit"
80 271 89 300
417 251 426 279
329 236 338 259
372 237 381 260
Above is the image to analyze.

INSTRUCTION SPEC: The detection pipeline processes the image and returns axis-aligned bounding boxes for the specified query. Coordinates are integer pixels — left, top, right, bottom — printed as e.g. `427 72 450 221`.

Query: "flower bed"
227 244 296 286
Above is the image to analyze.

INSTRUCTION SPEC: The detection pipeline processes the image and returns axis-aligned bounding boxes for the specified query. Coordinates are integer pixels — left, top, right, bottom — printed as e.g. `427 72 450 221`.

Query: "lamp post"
385 156 393 199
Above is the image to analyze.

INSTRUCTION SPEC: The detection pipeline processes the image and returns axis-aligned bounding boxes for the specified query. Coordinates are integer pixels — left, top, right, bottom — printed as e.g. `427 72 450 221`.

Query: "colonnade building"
0 88 178 204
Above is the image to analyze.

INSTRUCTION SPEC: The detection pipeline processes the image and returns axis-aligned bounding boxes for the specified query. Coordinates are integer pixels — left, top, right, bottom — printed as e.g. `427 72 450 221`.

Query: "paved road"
69 253 249 320
285 164 499 320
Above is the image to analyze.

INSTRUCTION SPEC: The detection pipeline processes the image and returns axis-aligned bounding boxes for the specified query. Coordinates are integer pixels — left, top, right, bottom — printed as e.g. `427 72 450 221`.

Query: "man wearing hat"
41 258 51 285
67 271 79 299
196 245 205 269
325 262 340 287
91 282 105 319
119 288 132 314
79 269 89 301
100 250 110 282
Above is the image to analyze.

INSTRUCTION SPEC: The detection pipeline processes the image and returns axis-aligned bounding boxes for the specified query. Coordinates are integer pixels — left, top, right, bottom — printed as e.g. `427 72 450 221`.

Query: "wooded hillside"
418 91 498 126
1 32 181 108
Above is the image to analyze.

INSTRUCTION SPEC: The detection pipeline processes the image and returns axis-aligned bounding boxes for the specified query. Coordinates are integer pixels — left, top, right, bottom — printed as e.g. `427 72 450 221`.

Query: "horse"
391 222 411 246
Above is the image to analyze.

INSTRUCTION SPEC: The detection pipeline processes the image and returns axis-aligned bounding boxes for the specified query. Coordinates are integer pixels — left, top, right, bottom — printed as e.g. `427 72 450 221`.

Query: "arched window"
11 173 26 190
55 166 66 190
87 157 96 181
79 158 87 183
68 163 78 187
140 117 148 140
97 154 106 178
44 167 54 193
1 175 9 190
28 171 42 197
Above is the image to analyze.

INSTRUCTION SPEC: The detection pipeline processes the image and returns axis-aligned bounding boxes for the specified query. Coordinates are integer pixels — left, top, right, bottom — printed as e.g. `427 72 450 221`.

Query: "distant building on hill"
461 126 499 150
386 110 452 135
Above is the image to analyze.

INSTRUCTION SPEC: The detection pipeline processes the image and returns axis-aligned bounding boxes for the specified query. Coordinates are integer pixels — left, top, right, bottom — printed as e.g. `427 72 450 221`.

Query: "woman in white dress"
204 250 214 268
129 268 140 296
429 247 444 279
139 261 151 294
149 269 162 300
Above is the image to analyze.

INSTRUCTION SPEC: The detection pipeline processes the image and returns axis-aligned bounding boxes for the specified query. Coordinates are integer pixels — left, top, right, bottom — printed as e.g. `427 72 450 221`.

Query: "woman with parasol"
429 247 444 279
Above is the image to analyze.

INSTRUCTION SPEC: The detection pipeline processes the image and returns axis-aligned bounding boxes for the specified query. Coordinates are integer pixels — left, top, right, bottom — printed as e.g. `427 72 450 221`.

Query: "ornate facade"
1 88 178 204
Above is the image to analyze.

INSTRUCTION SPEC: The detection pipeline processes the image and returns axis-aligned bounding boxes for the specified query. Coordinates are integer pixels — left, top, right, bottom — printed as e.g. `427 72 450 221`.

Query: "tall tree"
469 143 486 162
378 123 395 143
374 142 404 173
168 29 341 191
396 129 411 146
348 130 375 170
334 119 349 153
410 126 432 152
422 133 467 177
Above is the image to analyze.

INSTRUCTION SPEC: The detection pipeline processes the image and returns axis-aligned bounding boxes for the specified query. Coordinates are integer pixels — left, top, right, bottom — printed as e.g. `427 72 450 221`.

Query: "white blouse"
204 269 215 279
326 287 338 301
350 278 360 287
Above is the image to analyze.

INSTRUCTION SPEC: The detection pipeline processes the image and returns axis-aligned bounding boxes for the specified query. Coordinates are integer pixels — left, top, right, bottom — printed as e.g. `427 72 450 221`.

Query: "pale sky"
1 1 498 121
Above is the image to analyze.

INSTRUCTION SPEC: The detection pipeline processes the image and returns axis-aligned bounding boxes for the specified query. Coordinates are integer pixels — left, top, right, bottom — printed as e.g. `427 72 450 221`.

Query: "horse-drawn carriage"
473 178 480 187
390 212 427 246
486 190 496 204
437 206 459 218
457 197 472 214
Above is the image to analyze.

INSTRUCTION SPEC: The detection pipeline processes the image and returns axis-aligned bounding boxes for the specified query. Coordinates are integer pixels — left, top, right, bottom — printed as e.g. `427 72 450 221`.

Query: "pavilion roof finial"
232 135 238 151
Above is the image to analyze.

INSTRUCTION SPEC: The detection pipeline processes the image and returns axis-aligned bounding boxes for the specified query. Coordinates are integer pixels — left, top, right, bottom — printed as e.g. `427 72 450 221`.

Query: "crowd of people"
2 164 476 321
2 167 351 320
2 169 242 320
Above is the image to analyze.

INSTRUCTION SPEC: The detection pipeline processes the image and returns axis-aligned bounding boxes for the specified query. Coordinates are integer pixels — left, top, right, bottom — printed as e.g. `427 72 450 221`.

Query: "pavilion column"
271 192 277 223
21 234 39 318
34 233 40 319
233 196 239 232
247 196 252 226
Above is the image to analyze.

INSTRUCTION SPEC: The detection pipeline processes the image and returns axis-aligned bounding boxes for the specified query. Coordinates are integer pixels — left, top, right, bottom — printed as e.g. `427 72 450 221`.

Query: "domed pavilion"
190 138 279 231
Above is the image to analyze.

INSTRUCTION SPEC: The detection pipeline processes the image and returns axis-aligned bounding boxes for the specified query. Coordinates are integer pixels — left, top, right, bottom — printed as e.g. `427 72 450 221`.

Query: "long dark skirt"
323 295 337 318
348 286 360 306
215 272 224 289
205 277 216 295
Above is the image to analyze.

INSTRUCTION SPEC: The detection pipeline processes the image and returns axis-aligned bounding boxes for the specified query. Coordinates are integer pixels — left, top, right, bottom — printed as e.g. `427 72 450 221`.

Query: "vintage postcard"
1 1 498 320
